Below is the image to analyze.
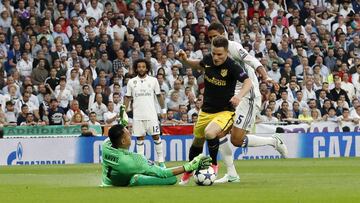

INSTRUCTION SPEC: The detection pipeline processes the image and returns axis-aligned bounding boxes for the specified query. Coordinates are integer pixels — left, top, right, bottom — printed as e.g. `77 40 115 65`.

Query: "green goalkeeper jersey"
101 138 173 186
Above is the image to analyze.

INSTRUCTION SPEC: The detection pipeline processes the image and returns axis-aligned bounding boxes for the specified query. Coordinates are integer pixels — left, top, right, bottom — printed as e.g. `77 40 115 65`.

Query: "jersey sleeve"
125 80 132 97
132 154 174 178
229 41 263 70
153 78 161 95
233 63 249 83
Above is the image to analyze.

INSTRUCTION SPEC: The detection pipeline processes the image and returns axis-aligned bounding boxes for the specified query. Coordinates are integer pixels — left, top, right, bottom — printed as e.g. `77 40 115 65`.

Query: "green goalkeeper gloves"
183 154 212 172
118 105 128 127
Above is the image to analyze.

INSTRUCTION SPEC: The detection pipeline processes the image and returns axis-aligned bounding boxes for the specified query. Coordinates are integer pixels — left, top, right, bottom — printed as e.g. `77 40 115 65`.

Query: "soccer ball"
193 167 216 186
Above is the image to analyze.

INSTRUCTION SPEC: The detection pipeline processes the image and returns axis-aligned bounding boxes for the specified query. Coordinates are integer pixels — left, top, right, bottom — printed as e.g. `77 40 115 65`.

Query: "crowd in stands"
0 0 359 129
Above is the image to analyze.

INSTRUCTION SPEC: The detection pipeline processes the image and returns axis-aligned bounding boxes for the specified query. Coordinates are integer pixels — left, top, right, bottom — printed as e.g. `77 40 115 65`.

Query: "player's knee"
152 134 160 140
204 129 218 140
230 136 243 147
137 136 145 141
169 176 177 185
193 138 205 147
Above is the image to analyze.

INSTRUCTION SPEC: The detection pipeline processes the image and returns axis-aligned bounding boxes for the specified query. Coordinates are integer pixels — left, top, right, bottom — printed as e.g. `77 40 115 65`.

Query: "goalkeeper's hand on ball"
183 154 212 172
118 105 128 127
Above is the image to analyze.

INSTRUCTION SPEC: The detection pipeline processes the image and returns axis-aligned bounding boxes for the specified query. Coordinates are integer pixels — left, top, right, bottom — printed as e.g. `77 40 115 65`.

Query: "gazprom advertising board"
1 133 360 166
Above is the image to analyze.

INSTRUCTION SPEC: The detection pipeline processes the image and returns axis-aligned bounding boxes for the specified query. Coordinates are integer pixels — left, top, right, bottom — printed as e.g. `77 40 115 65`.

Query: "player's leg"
148 120 165 166
215 132 240 183
129 174 177 186
231 99 288 158
133 120 146 155
179 110 208 185
204 111 235 174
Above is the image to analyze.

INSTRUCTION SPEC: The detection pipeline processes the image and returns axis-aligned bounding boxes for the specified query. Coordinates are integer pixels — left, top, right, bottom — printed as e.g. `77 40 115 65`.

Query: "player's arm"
136 154 212 178
230 68 253 107
176 49 204 70
232 41 272 82
124 81 132 112
154 79 166 115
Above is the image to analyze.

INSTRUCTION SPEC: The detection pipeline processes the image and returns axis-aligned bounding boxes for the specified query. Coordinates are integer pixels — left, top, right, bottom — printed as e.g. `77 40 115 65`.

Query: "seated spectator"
338 108 359 124
191 113 198 124
162 110 180 124
66 100 88 121
47 98 69 125
310 109 322 122
4 101 17 126
20 113 39 126
70 112 87 126
323 107 339 122
180 113 189 124
79 124 95 137
55 76 73 113
167 91 182 112
104 102 119 125
258 107 278 123
88 111 101 126
90 93 108 123
298 107 312 122
17 104 29 126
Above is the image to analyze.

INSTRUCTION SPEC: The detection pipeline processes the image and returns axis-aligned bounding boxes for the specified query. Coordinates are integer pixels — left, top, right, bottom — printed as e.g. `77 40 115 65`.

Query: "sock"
136 140 144 156
219 136 237 177
207 137 219 165
245 134 276 147
154 138 164 163
186 145 203 174
189 145 203 161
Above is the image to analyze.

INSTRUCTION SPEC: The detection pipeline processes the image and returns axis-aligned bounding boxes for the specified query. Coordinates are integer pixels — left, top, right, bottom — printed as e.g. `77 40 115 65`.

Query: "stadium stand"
0 0 359 131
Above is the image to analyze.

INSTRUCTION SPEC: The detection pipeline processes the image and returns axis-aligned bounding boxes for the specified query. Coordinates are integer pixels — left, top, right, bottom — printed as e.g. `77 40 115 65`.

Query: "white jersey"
228 40 262 100
126 75 161 120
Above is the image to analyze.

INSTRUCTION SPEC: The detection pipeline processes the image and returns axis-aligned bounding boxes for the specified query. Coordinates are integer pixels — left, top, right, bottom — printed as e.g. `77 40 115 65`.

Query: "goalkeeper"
101 124 212 187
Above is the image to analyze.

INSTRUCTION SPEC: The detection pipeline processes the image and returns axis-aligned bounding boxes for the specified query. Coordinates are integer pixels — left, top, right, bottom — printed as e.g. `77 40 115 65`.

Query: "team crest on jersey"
220 69 228 77
134 80 137 84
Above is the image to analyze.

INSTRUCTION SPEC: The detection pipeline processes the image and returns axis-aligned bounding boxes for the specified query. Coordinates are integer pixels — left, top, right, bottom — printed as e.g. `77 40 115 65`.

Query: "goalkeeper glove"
118 105 128 127
183 154 212 172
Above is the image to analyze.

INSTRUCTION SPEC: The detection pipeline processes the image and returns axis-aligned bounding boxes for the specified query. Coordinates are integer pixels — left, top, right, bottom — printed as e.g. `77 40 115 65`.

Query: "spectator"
79 124 95 137
47 99 68 126
104 102 118 125
55 77 73 112
31 59 49 85
88 111 101 126
90 93 108 123
330 80 351 105
70 112 86 126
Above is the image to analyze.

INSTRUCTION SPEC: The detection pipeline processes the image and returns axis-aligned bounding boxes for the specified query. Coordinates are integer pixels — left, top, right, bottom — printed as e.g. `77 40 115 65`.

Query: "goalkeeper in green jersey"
101 124 212 187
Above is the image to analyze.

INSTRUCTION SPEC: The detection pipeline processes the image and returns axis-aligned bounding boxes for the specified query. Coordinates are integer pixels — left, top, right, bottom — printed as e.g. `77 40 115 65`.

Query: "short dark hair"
208 22 225 34
212 35 228 49
108 124 125 145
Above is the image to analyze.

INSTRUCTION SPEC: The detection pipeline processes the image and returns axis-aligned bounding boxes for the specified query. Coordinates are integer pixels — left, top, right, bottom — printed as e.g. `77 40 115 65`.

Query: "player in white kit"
179 22 288 184
124 59 167 167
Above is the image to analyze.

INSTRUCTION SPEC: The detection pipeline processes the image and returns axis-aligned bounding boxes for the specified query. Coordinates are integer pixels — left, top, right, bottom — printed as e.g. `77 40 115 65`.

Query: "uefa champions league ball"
194 167 216 186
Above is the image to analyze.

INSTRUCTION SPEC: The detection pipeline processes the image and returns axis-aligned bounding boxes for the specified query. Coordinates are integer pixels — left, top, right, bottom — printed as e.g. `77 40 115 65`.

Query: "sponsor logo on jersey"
220 69 228 77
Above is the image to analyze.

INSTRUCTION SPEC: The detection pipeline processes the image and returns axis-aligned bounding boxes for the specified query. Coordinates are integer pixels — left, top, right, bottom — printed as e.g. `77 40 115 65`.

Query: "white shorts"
132 120 160 137
233 97 261 131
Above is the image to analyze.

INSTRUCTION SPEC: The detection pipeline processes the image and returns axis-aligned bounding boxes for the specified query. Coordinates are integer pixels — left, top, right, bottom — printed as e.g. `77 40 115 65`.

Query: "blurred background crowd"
0 0 359 128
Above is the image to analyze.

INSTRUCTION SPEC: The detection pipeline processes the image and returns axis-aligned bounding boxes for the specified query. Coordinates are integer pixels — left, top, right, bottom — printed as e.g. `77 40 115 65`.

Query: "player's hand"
230 95 241 107
176 49 187 61
263 77 276 86
183 154 212 172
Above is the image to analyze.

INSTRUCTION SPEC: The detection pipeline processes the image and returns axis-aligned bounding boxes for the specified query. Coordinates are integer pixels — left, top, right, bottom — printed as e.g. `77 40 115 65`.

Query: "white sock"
154 138 165 163
219 136 238 177
245 134 276 147
136 140 144 156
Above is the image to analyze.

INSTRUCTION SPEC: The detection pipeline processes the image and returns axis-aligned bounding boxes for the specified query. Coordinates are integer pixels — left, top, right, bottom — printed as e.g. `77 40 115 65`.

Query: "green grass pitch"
1 158 360 203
